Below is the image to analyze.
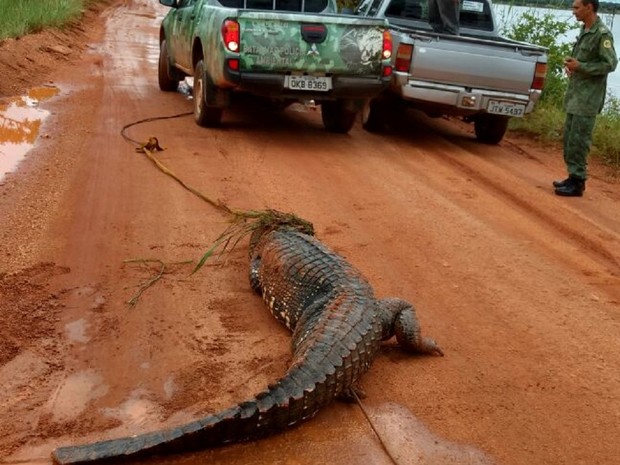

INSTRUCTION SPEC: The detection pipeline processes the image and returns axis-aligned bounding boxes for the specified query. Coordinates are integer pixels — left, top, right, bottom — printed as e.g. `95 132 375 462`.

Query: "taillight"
394 43 413 72
382 30 392 60
222 19 240 52
227 58 239 71
531 62 547 90
383 66 393 77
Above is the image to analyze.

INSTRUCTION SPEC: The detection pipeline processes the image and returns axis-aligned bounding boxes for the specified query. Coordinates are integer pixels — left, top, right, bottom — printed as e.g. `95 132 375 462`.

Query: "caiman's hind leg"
378 298 444 356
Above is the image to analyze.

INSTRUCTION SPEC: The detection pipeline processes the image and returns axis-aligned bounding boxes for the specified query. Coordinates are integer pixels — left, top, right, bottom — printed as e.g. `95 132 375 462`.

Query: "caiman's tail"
52 362 338 465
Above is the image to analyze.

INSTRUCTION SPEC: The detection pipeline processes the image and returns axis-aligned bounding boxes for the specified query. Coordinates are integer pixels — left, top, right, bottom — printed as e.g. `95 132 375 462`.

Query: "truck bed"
391 24 547 94
238 11 387 75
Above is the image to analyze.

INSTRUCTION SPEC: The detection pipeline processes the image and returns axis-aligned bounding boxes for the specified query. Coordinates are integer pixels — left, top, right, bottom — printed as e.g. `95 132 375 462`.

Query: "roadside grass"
0 0 103 41
508 97 620 173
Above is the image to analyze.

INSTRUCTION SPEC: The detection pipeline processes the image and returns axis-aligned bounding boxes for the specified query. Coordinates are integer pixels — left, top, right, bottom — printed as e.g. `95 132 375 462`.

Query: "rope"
120 112 192 145
120 112 236 216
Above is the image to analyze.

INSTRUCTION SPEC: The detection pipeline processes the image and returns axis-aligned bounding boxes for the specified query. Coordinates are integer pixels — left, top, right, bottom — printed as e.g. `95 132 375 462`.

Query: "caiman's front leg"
378 298 443 356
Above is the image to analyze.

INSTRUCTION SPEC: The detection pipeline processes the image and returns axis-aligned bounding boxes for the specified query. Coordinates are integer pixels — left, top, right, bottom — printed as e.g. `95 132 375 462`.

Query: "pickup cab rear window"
218 0 328 12
383 0 494 31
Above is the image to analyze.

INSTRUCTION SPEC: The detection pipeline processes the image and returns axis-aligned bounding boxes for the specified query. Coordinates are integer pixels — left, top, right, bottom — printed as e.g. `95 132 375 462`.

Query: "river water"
493 3 620 97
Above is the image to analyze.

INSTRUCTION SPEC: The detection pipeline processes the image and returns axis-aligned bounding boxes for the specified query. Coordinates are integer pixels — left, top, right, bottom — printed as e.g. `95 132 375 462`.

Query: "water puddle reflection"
0 86 59 181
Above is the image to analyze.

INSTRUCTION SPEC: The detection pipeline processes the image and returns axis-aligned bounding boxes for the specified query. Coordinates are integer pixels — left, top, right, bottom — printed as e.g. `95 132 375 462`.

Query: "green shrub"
509 100 566 140
593 94 620 169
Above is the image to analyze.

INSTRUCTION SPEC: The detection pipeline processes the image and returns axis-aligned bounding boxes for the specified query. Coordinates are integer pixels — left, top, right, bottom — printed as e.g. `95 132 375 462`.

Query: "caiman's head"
248 209 315 256
194 210 314 274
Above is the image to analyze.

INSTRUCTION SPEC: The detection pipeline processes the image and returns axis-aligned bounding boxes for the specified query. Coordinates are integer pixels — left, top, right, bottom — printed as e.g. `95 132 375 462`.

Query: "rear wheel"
193 60 223 128
361 99 387 133
158 39 179 92
321 100 357 134
474 114 509 144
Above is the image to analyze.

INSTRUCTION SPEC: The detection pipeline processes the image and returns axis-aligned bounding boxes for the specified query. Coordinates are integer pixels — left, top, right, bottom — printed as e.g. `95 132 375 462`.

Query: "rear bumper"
225 71 390 100
393 77 541 116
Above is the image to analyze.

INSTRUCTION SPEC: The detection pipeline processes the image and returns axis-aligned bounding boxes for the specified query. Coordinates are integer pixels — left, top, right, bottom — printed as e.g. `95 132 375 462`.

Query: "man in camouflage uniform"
553 0 617 197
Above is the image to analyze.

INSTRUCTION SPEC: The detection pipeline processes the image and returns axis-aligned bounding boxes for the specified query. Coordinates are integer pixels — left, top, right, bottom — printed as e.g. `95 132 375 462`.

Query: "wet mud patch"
161 361 229 416
0 262 69 365
37 404 123 441
0 263 70 456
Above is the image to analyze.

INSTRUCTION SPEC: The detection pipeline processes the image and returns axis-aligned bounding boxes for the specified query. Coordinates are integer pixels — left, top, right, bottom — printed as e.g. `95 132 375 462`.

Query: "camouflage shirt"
564 16 618 116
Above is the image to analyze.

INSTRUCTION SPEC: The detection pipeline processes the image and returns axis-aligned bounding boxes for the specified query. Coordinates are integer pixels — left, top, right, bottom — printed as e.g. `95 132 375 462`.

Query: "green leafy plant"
593 94 620 171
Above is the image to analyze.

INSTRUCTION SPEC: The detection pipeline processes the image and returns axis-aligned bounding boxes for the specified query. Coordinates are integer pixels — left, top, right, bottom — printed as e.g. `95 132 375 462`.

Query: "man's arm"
576 34 618 76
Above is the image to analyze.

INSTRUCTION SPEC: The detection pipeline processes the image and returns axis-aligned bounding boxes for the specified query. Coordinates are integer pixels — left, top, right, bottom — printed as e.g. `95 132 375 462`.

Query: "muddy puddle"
0 86 59 181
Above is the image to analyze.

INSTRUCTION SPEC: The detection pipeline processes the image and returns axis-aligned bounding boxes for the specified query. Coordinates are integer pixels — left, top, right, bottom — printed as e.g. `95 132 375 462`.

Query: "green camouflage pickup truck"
158 0 393 133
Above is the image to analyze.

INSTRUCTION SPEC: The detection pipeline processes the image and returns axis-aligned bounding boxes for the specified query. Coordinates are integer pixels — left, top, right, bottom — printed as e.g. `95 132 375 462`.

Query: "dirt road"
1 1 619 464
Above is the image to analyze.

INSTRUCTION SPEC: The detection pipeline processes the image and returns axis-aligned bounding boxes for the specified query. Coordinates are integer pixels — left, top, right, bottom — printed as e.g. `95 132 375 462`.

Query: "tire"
361 99 386 133
158 39 179 92
193 60 223 128
321 100 357 134
474 114 509 144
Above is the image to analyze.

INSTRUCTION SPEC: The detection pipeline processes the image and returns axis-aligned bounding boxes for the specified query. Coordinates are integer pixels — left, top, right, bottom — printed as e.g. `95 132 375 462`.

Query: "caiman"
52 213 443 464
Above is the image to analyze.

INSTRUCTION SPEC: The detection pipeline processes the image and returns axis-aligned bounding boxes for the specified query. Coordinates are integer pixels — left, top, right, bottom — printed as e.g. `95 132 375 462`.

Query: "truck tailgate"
408 35 544 93
238 12 386 75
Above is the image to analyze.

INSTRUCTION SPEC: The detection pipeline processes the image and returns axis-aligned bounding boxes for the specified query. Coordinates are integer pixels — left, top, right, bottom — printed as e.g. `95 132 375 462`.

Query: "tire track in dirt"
366 115 620 304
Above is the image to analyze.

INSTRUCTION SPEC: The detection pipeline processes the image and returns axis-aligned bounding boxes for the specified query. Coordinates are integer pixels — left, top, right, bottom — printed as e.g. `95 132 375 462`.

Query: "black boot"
552 177 570 188
555 176 585 197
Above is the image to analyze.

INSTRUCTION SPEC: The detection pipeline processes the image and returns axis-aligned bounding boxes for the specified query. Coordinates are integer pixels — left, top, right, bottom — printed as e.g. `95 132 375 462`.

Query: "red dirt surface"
1 1 619 464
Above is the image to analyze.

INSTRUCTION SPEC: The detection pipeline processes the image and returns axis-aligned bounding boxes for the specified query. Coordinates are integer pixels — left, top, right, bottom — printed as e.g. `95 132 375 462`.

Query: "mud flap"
205 75 231 109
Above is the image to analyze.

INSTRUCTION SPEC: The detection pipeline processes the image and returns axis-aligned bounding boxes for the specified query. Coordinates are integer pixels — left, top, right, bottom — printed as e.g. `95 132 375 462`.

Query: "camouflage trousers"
428 0 460 35
563 113 596 180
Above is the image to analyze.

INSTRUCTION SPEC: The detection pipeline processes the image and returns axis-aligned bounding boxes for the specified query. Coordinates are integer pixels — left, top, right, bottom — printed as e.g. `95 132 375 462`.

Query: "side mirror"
159 0 178 7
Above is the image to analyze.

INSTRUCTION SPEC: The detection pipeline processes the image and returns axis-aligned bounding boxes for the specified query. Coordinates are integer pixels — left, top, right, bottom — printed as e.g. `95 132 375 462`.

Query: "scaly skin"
52 225 442 465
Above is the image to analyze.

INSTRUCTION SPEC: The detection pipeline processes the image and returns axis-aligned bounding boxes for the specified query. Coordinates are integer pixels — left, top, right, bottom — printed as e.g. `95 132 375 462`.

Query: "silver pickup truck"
355 0 548 143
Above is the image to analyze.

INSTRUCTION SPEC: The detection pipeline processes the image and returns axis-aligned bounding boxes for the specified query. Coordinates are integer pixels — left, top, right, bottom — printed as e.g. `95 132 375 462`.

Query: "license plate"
284 75 332 92
487 100 526 117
